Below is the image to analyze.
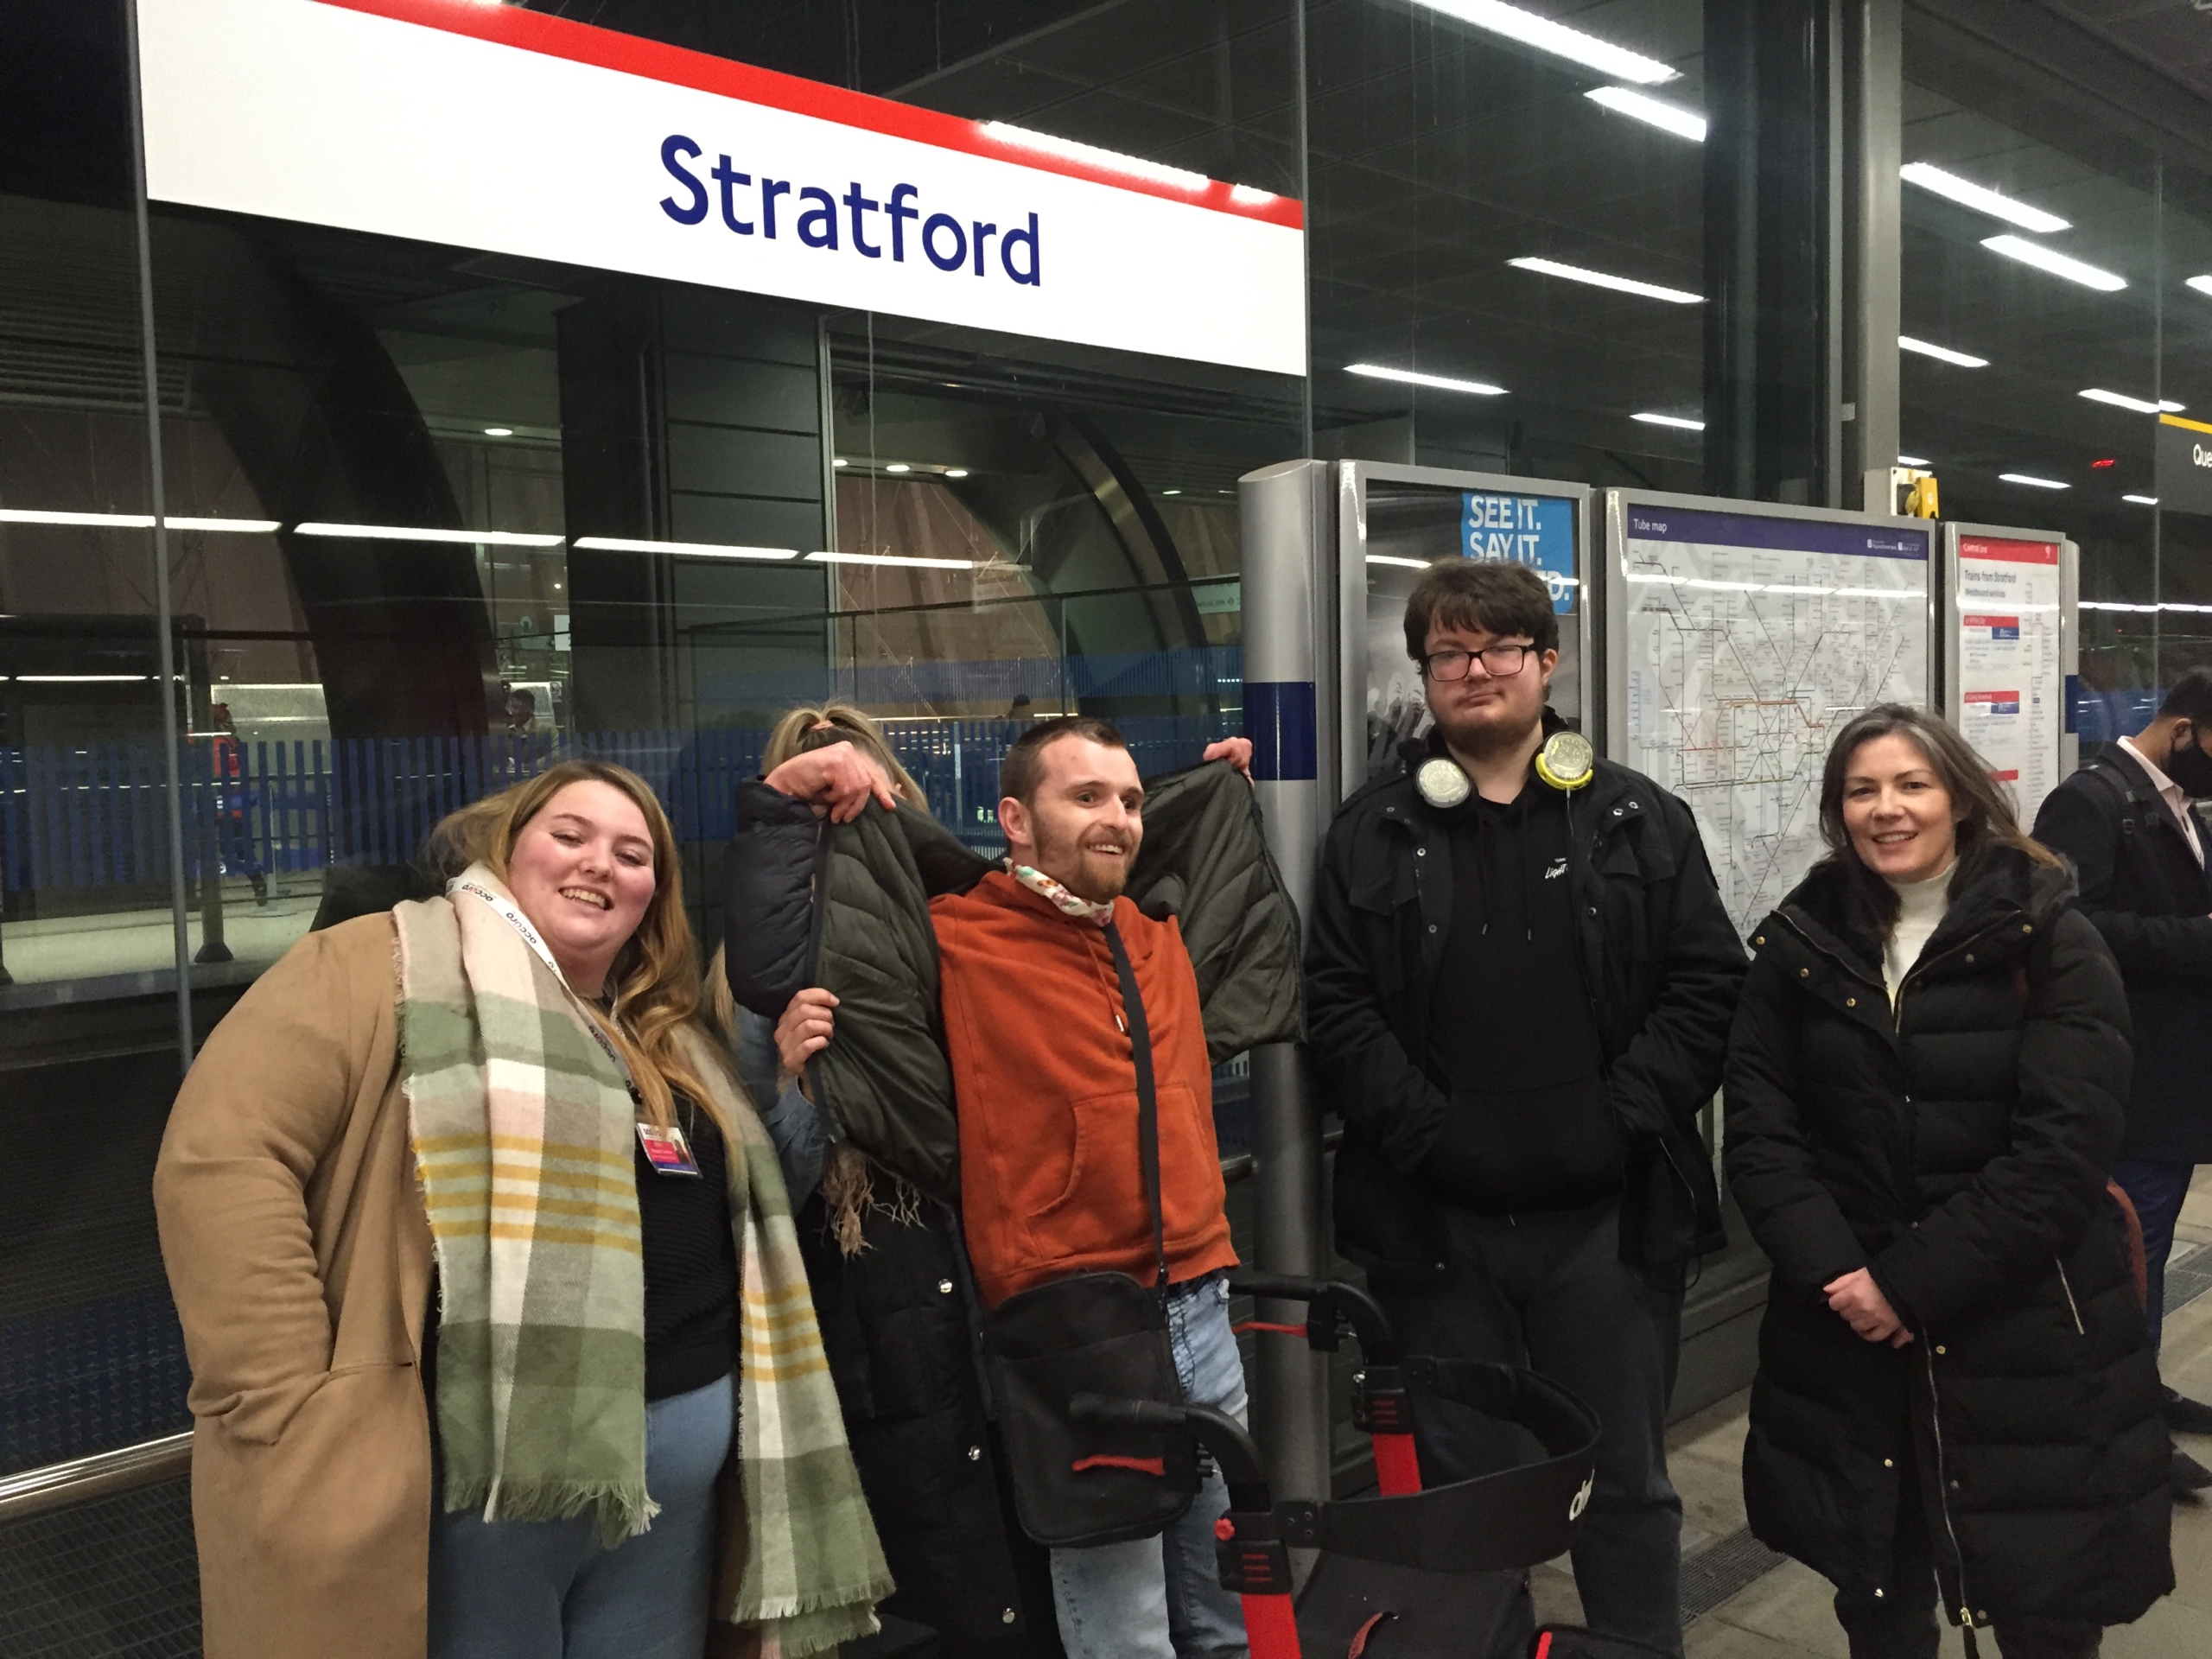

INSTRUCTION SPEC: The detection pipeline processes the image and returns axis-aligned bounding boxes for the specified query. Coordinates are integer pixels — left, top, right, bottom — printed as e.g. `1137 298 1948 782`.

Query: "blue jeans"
428 1371 733 1659
1371 1200 1685 1658
1049 1271 1250 1659
2113 1158 2196 1356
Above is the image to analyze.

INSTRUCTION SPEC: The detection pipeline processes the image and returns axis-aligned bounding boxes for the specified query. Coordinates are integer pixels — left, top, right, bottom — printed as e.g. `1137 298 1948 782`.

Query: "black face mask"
2164 726 2212 800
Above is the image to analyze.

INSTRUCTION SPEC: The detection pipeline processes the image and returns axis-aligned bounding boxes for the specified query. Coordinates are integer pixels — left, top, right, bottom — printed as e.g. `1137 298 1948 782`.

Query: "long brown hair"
703 702 922 1039
427 759 723 1131
1817 702 2061 929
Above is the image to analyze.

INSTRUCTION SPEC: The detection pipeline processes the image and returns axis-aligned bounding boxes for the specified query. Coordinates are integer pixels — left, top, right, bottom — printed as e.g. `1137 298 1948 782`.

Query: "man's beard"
1033 817 1131 903
1432 696 1541 761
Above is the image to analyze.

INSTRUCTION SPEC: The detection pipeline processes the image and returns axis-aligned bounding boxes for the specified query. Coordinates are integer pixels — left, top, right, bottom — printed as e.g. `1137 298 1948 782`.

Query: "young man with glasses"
1304 560 1746 1658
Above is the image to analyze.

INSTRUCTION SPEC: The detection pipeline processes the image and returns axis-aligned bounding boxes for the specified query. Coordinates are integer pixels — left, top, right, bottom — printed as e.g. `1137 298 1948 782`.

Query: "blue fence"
0 716 1237 897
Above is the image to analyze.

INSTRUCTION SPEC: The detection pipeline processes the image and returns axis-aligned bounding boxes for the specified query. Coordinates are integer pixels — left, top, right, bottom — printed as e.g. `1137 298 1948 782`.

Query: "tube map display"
1619 504 1932 937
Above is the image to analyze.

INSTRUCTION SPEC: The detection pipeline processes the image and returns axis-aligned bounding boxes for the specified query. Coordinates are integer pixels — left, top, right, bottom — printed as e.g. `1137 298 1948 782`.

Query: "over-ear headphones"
1534 730 1595 792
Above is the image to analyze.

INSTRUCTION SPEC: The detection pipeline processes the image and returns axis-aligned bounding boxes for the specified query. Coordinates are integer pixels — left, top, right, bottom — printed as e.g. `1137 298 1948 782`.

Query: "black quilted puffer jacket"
721 757 1304 1200
1724 845 2171 1630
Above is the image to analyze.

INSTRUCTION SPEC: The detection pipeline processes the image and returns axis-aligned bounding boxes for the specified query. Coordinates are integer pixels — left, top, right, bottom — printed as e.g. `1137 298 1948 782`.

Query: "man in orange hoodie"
781 715 1251 1659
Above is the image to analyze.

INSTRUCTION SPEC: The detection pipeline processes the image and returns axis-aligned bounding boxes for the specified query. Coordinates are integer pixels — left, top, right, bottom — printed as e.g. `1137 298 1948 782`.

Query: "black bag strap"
1102 918 1168 1291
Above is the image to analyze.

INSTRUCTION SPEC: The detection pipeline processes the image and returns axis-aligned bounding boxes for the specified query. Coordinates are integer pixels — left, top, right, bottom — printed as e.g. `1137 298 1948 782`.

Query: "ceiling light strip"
1900 163 2069 233
296 522 565 547
1508 257 1701 304
571 536 799 561
1898 336 1987 368
1346 362 1507 396
2079 388 2184 416
1409 0 1677 85
807 550 976 569
1584 87 1705 141
1980 235 2126 292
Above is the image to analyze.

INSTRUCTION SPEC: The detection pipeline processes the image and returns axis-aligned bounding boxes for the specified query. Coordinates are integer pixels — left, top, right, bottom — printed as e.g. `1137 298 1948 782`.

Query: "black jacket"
1725 849 2170 1627
1305 721 1748 1278
2031 745 2212 1162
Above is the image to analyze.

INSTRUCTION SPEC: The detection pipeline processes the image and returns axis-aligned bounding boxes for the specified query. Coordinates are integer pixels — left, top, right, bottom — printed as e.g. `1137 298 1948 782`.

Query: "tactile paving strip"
0 1478 200 1659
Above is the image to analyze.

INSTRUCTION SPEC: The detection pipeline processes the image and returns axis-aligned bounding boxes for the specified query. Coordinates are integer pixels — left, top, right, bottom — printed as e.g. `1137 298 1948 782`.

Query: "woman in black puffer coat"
1726 704 2171 1659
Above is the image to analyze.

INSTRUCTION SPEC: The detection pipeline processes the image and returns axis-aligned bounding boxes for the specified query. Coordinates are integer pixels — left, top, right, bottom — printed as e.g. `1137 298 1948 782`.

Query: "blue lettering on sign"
1462 492 1576 613
658 136 1043 286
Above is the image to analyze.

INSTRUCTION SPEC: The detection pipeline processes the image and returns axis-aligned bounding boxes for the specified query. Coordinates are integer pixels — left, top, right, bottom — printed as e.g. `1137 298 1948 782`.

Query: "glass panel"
0 7 188 1475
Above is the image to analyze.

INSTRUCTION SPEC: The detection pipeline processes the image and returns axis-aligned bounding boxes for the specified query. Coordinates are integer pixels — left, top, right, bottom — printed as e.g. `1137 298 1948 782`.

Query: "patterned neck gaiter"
1008 861 1116 927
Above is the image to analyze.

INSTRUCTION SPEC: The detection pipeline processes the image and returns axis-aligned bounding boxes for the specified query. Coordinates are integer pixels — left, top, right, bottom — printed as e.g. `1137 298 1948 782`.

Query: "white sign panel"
1612 499 1933 936
135 0 1307 377
1951 533 2065 827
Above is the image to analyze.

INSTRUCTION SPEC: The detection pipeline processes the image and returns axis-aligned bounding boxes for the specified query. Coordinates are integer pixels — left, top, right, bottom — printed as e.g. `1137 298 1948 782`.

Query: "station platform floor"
1531 1168 2212 1656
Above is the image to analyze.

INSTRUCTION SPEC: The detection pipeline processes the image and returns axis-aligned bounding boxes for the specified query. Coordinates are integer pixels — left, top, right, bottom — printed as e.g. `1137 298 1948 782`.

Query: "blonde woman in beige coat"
155 760 887 1659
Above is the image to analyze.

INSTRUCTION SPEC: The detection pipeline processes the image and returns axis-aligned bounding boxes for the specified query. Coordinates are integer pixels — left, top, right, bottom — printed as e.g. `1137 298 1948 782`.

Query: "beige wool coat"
154 912 770 1659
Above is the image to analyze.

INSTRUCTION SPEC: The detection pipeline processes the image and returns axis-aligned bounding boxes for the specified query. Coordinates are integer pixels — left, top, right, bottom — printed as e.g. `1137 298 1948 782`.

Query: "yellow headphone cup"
1534 752 1591 791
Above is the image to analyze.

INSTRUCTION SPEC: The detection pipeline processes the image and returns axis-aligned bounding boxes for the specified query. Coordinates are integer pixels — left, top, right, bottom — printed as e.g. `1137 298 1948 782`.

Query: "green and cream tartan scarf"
395 865 890 1656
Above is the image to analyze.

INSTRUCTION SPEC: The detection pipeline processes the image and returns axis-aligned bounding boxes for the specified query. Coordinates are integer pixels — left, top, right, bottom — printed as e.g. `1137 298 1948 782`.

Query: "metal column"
1843 0 1903 508
1236 459 1333 1509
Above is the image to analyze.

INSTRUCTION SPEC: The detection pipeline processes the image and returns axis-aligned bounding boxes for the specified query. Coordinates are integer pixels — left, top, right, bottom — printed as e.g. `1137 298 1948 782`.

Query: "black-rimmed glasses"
1422 643 1536 681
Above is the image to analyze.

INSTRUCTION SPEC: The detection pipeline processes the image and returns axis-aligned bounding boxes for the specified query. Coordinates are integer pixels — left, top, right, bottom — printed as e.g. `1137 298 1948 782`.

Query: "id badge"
636 1121 701 1177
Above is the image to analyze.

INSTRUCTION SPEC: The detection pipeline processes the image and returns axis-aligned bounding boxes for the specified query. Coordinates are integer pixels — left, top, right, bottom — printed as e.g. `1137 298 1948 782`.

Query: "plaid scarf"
396 867 889 1654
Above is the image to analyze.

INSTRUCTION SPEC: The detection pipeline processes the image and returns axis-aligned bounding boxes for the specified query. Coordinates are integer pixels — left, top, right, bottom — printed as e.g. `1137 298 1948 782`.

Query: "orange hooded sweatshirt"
932 872 1236 1308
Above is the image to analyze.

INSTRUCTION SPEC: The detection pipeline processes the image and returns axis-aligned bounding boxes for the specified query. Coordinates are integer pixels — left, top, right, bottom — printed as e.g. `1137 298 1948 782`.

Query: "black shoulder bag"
979 918 1196 1548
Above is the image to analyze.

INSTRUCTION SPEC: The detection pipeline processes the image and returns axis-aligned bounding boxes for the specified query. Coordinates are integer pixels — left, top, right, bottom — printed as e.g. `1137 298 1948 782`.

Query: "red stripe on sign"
1961 616 2018 628
1992 769 2020 780
1963 690 2020 702
311 0 1303 228
1959 537 2060 563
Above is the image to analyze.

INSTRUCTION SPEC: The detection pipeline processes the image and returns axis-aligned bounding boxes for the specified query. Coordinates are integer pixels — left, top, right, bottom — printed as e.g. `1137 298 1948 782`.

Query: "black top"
637 1099 740 1401
423 1096 737 1409
2031 747 2212 1161
1420 776 1621 1215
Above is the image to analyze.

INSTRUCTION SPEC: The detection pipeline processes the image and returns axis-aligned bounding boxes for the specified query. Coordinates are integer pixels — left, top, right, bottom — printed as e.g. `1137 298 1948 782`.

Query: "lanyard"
448 876 639 1100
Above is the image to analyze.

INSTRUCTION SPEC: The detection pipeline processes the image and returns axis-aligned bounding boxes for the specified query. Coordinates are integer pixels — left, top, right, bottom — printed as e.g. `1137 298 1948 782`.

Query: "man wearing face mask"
2035 666 2212 1497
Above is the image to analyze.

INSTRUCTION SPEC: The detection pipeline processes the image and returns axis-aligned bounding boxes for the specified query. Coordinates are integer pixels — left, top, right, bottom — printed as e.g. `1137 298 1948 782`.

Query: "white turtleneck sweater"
1882 861 1957 1007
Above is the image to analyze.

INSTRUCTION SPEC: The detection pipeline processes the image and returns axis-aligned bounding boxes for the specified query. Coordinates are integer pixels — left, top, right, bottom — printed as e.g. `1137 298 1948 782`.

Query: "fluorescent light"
885 463 911 474
832 457 849 467
17 673 149 683
1899 335 1988 368
1509 257 1700 304
483 426 513 438
807 550 976 569
0 509 280 531
1585 87 1705 141
1409 0 1676 85
2079 388 2185 416
571 536 798 561
1900 163 2069 233
1897 454 1930 467
1999 473 2069 490
1229 185 1278 207
1345 362 1508 397
2190 276 2212 299
1981 235 2126 292
1161 489 1182 496
295 522 564 547
1633 411 1705 430
981 122 1211 191
0 507 154 528
1366 554 1433 569
943 467 969 479
2082 599 2212 612
2124 494 2158 505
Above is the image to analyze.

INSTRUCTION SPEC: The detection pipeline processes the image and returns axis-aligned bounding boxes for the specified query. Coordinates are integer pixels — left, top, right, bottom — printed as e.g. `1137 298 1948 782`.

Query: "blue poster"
1462 491 1576 613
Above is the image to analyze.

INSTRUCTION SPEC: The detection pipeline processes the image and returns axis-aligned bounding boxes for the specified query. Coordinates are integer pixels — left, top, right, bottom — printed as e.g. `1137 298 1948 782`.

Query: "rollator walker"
1069 1272 1674 1659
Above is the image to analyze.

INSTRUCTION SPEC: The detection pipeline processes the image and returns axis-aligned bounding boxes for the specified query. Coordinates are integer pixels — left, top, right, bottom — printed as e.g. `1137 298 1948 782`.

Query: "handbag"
980 917 1198 1548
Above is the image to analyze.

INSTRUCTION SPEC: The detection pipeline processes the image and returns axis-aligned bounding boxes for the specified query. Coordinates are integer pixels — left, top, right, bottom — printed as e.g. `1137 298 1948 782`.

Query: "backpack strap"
2081 758 2150 837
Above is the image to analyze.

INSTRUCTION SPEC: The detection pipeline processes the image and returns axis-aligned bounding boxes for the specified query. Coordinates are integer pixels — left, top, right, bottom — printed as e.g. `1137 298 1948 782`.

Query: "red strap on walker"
1370 1431 1422 1497
1233 1319 1310 1338
1070 1453 1166 1477
1239 1591 1302 1659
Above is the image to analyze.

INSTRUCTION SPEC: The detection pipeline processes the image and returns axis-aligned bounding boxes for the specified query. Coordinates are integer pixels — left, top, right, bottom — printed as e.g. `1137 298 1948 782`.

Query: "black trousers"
1370 1198 1684 1658
1833 1430 2101 1659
